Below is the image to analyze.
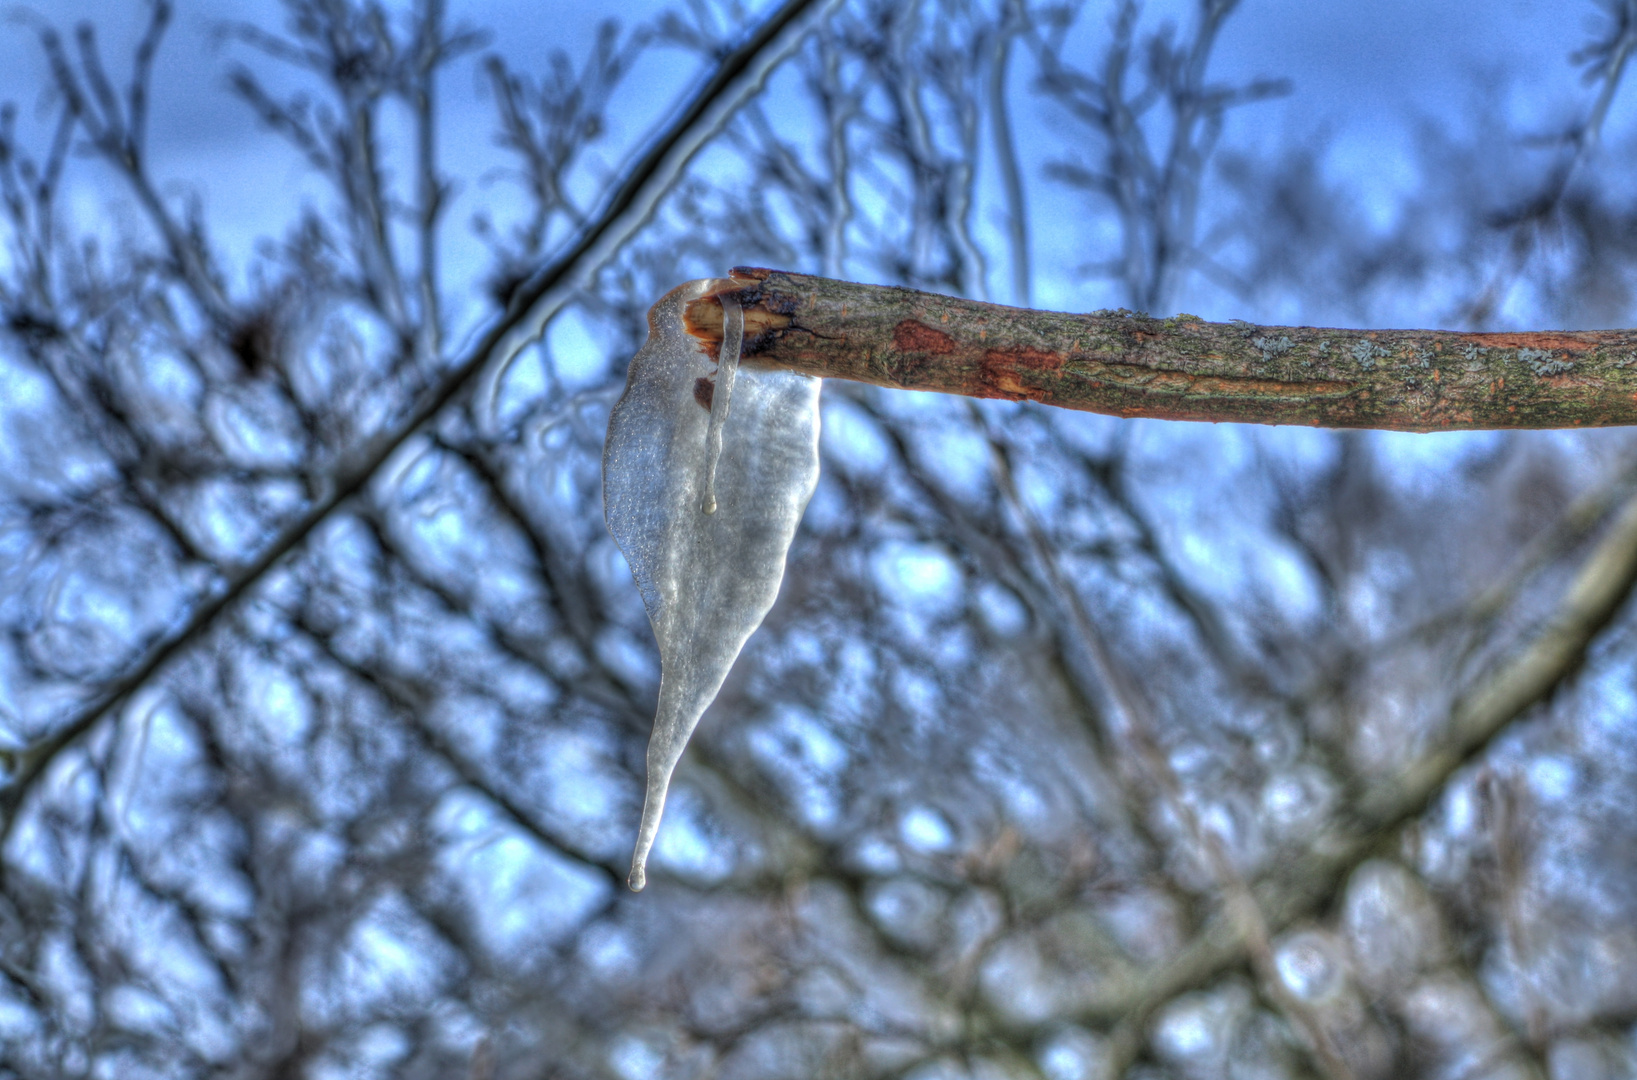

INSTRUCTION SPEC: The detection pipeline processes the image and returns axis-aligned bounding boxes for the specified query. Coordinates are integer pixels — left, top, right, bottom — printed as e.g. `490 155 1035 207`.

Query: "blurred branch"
286 608 627 889
477 19 640 280
1033 0 1290 311
875 395 1182 873
691 268 1637 429
1080 444 1265 689
29 1 236 329
0 0 836 843
1372 451 1637 667
1073 479 1637 1039
221 0 486 340
817 31 858 279
1355 484 1637 828
1462 0 1637 326
989 0 1030 306
410 0 450 363
0 94 73 311
983 414 1359 1080
474 0 841 426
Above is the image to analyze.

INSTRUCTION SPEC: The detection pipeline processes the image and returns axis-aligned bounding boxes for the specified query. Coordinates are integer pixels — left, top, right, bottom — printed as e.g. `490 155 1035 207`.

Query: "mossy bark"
684 268 1637 431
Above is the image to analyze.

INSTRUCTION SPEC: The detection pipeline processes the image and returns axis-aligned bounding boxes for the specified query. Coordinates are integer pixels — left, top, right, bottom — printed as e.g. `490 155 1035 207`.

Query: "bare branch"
691 269 1637 430
1073 480 1637 1034
0 0 836 842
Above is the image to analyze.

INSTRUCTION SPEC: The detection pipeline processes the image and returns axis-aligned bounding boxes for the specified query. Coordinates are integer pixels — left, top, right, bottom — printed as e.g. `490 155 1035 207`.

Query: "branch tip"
682 273 791 343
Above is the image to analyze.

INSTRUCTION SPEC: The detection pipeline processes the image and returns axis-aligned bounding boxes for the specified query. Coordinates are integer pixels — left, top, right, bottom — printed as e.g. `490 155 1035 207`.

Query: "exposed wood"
685 268 1637 431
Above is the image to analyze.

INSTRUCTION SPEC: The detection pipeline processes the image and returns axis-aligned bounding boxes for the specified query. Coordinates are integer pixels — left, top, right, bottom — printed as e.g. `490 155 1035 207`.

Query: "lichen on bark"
683 268 1637 431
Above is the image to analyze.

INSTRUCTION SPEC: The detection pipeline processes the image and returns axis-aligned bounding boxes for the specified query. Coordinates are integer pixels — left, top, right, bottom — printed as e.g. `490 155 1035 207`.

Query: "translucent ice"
700 294 743 515
602 278 822 890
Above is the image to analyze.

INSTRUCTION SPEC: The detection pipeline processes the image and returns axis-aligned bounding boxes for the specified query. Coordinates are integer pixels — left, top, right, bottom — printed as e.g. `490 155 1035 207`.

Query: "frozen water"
700 293 743 515
602 278 822 890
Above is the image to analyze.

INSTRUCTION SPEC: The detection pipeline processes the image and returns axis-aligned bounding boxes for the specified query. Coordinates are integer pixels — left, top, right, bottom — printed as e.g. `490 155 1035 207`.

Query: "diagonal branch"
286 611 625 889
1075 479 1637 1036
1353 486 1637 829
0 0 836 840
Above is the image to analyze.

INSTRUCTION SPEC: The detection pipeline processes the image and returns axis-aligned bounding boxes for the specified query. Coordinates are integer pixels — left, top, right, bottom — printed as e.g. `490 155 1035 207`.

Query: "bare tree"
3 1 1637 1079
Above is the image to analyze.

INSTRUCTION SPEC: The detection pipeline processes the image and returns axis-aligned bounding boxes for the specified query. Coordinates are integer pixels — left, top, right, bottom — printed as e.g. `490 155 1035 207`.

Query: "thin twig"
988 0 1030 306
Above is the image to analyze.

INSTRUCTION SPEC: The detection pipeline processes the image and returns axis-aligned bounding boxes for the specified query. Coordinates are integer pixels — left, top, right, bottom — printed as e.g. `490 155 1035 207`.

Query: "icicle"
603 278 822 891
700 294 743 514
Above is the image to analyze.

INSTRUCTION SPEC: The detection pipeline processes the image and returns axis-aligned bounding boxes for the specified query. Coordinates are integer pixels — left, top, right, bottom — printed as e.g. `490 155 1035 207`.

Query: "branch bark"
686 268 1637 430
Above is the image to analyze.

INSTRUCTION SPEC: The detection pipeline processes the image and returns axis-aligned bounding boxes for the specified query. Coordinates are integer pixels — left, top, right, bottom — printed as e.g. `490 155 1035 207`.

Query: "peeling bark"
685 268 1637 431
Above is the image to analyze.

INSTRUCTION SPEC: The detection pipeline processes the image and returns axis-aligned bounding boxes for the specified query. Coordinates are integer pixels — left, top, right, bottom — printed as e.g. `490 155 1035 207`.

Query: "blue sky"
2 0 1623 523
0 0 1612 320
4 0 1618 594
3 0 1626 608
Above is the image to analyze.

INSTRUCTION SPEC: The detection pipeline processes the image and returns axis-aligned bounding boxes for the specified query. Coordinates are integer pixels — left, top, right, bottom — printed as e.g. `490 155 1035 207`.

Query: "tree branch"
1072 479 1637 1036
687 269 1637 430
985 415 1359 1080
0 0 835 840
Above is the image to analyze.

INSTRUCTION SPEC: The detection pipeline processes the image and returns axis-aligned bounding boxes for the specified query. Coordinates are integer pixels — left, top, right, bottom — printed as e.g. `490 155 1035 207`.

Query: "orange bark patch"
893 319 957 354
1463 332 1598 353
976 347 1066 400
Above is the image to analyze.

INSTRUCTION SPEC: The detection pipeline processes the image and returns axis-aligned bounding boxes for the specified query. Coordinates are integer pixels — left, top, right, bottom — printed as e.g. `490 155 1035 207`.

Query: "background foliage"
3 0 1637 1077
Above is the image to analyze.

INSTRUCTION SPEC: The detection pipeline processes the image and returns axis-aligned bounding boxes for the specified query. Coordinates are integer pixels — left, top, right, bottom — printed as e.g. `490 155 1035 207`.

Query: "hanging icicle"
602 278 822 891
700 294 744 514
